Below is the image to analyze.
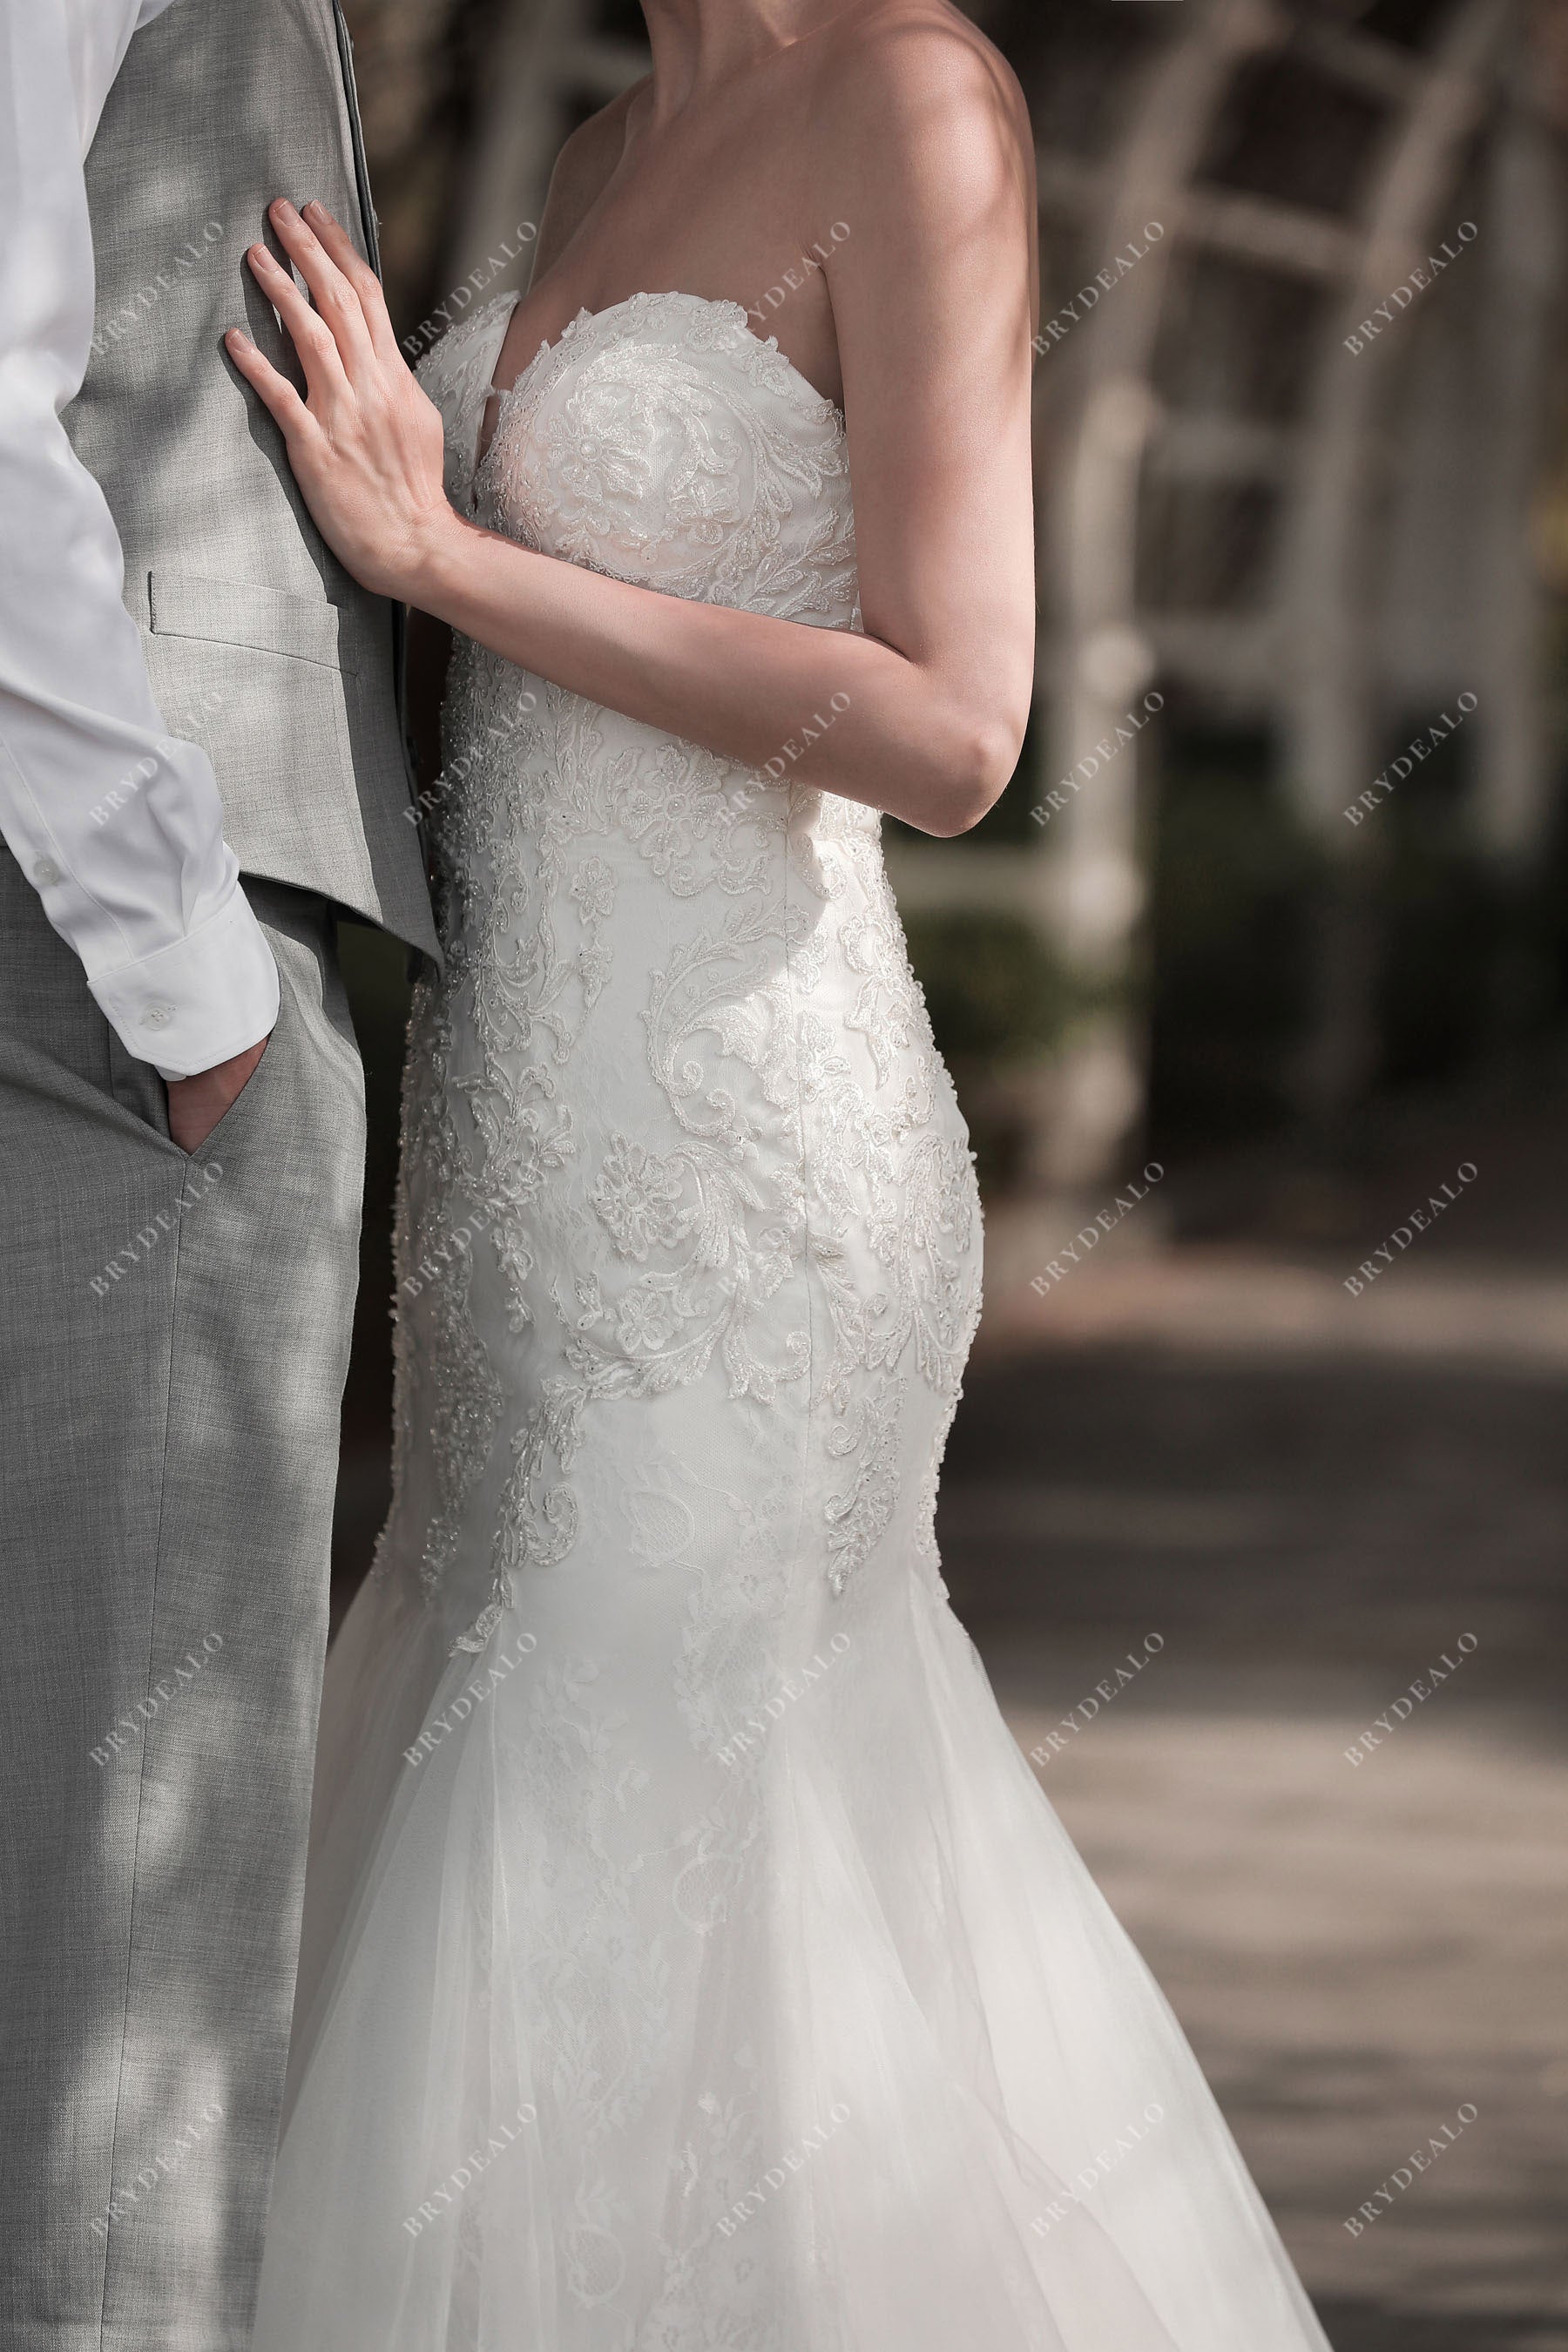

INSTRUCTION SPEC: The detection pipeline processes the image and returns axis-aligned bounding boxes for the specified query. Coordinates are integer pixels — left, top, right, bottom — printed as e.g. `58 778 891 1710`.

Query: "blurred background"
329 1 1568 2341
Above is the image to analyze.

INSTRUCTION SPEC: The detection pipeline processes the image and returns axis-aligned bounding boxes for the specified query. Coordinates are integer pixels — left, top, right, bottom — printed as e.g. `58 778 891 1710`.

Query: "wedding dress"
251 288 1332 2351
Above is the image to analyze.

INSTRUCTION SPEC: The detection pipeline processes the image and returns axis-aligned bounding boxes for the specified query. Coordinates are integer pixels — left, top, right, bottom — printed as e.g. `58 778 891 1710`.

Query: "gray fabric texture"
64 0 439 962
0 843 366 2349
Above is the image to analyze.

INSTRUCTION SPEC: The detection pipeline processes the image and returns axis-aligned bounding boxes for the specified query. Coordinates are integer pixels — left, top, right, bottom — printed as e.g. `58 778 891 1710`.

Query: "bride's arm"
226 28 1037 839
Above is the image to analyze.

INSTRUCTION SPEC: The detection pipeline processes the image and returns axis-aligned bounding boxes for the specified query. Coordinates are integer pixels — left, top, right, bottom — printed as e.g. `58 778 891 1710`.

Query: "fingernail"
302 200 325 223
226 328 251 349
271 198 297 220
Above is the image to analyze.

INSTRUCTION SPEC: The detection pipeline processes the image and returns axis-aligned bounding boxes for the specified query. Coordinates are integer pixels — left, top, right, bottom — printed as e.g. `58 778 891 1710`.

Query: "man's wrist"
165 1032 271 1152
161 1031 272 1091
91 885 280 1076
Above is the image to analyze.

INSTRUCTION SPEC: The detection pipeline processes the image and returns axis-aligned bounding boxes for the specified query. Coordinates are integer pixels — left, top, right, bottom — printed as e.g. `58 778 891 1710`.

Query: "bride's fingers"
224 327 320 450
300 200 406 373
266 199 377 379
245 240 352 403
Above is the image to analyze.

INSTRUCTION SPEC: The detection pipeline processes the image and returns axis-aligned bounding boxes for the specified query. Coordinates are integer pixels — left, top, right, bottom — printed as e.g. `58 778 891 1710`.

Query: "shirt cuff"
89 885 281 1080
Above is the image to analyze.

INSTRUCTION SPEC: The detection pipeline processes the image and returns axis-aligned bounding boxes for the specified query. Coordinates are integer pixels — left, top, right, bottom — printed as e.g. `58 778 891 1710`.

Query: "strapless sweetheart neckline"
476 287 846 475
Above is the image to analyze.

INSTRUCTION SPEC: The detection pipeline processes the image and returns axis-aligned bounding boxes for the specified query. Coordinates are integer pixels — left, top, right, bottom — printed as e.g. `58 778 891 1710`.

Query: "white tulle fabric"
252 292 1332 2352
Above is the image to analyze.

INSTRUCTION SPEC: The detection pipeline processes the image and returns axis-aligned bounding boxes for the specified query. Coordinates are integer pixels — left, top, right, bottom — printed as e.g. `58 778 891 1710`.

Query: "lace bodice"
422 289 859 627
388 285 981 1658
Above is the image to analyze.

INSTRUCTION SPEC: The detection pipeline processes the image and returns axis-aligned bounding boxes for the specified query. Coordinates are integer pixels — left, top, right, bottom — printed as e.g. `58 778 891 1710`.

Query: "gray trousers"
0 845 366 2350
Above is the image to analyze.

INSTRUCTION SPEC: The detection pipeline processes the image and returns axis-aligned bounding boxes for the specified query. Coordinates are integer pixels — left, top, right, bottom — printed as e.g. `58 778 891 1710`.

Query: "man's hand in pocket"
166 1032 271 1153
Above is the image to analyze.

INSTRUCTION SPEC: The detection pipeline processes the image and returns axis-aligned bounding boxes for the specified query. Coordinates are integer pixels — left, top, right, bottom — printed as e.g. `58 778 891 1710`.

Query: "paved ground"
950 1208 1568 2349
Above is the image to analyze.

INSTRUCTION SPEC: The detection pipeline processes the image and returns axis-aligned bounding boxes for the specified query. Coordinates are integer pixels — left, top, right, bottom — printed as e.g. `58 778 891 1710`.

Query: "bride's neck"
636 0 860 118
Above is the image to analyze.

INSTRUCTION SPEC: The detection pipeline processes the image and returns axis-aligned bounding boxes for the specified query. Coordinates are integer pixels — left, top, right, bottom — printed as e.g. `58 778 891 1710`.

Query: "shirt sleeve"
0 0 278 1081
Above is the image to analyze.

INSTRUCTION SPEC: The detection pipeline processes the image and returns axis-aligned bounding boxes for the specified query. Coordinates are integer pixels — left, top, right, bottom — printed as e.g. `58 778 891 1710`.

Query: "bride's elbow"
920 712 1026 838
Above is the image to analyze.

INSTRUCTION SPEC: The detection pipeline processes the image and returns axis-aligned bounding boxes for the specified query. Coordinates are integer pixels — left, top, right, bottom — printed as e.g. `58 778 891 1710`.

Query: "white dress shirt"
0 0 278 1079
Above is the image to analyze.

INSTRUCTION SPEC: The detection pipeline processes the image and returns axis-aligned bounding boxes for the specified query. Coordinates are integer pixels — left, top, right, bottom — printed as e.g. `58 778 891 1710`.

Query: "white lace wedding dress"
251 289 1332 2351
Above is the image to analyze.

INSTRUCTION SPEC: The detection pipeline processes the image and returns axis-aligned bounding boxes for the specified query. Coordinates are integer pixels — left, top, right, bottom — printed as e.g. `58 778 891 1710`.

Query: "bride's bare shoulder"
531 78 650 279
804 0 1031 163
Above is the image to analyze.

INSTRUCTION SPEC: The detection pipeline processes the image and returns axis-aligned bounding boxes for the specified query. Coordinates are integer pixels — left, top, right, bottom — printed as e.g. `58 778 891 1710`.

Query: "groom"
0 2 437 2343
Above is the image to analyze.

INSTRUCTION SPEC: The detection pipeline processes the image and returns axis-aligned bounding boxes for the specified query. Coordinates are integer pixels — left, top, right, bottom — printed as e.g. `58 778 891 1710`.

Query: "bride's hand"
226 199 456 602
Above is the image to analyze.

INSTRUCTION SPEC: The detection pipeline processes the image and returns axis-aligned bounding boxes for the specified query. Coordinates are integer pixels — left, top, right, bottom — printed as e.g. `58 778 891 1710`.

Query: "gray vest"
65 0 439 962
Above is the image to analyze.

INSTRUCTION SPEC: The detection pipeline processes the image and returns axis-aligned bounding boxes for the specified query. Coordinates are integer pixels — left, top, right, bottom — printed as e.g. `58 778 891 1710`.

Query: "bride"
235 0 1333 2343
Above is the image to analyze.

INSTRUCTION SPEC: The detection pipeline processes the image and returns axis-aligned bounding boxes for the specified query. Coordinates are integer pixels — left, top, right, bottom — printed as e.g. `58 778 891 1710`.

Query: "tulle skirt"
253 1510 1331 2351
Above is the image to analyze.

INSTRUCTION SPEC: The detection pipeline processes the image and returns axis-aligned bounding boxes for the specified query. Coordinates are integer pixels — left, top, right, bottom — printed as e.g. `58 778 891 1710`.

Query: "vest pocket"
148 571 360 676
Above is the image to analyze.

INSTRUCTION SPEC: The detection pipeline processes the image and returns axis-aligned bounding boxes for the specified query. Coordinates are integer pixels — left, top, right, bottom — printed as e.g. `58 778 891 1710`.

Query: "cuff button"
141 1004 175 1030
32 858 62 888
